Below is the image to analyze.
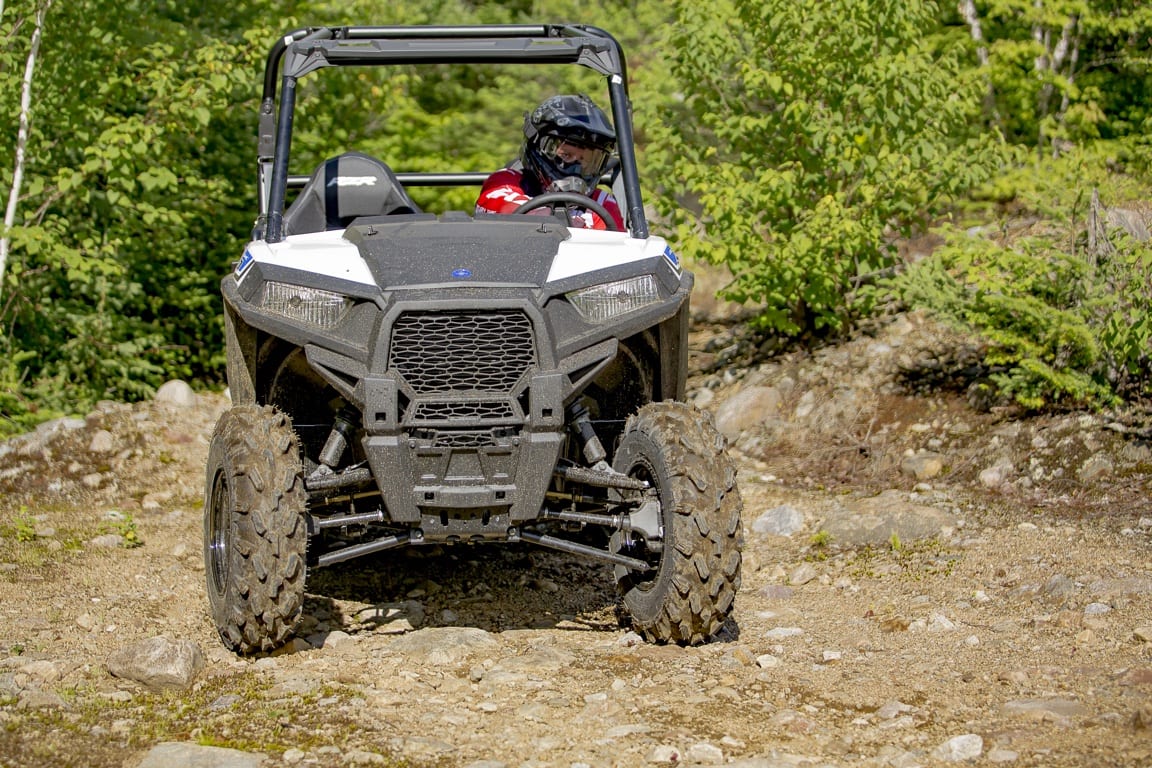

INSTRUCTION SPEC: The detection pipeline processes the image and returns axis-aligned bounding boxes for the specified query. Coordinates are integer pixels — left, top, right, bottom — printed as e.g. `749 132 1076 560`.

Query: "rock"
820 490 957 547
759 584 795 600
154 380 197 407
355 600 425 633
106 636 205 691
1001 698 1090 721
88 534 124 549
346 749 387 765
900 451 945 480
385 626 499 664
979 458 1015 488
388 736 455 758
932 734 983 761
1078 452 1114 482
692 387 715 409
765 627 804 639
1117 668 1152 686
18 689 67 709
685 742 724 764
135 742 264 768
88 430 115 453
713 385 782 438
927 613 956 632
306 630 354 650
1040 574 1077 600
1089 576 1152 598
142 491 174 512
646 745 681 763
878 701 914 719
788 563 818 585
988 748 1020 763
752 504 806 536
19 660 61 683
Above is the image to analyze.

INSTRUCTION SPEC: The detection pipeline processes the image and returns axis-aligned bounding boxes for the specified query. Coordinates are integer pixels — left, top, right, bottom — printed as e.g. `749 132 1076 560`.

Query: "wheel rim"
618 456 665 592
207 468 230 595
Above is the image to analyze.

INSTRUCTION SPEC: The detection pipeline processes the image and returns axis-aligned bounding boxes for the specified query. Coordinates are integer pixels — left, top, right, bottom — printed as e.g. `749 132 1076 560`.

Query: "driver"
475 94 624 230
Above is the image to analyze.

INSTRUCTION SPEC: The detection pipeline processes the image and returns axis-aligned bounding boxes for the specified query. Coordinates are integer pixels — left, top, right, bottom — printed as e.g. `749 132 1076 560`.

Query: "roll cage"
256 24 648 243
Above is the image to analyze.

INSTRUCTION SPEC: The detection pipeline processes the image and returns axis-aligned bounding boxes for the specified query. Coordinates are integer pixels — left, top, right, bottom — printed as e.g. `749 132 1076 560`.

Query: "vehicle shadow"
302 541 623 638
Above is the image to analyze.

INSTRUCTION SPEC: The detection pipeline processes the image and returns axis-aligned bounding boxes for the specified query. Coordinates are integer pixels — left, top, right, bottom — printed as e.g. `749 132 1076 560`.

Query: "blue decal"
451 268 472 279
662 245 682 275
235 249 255 279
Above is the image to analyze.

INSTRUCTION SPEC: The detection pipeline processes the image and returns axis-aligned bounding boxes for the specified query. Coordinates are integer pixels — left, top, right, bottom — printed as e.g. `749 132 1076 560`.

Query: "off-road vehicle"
204 24 743 654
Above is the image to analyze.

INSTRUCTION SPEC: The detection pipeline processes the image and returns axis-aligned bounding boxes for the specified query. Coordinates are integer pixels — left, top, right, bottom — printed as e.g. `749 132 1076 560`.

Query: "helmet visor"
537 134 612 184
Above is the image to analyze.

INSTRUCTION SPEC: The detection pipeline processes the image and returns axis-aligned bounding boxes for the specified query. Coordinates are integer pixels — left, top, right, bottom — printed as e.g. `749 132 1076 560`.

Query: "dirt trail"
1 319 1152 767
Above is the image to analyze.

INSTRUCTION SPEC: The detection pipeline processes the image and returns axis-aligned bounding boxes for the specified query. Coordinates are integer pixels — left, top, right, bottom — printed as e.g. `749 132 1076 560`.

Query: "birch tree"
0 0 49 301
960 1 1151 151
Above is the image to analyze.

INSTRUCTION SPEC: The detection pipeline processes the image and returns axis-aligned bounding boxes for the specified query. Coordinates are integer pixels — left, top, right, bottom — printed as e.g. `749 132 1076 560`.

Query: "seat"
283 151 421 236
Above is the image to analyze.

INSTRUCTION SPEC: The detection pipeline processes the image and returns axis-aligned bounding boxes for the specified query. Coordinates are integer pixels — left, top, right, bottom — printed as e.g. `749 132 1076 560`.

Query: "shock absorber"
566 401 607 468
317 405 358 472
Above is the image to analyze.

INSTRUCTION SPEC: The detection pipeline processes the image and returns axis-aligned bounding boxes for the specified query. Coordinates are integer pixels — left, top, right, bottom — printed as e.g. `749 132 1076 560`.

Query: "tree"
0 0 281 432
0 0 677 433
951 1 1152 153
0 0 50 300
651 0 1001 335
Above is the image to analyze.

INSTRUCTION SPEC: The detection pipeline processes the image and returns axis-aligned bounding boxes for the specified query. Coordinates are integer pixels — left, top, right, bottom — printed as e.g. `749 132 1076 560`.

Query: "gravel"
1 308 1151 767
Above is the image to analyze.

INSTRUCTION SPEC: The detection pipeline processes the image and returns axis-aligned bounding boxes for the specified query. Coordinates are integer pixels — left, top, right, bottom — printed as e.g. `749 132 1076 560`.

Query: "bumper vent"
412 400 516 421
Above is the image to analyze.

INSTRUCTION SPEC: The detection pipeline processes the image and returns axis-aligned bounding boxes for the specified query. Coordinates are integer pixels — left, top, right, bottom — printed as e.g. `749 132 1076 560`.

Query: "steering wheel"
512 192 621 232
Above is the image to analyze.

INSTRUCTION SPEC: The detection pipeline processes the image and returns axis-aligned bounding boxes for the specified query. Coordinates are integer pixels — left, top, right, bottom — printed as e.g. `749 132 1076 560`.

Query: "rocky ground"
1 299 1151 768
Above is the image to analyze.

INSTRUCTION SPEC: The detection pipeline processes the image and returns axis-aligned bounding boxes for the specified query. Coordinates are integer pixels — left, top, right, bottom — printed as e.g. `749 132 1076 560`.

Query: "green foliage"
809 529 832 549
0 1 284 428
897 231 1113 409
111 514 143 549
894 147 1152 410
652 0 1002 336
2 0 1151 431
0 0 678 432
806 529 832 562
13 510 36 543
953 1 1152 150
287 0 672 213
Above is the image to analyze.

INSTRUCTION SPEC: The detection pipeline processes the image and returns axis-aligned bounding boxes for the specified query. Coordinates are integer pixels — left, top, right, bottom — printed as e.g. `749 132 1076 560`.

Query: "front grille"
412 400 516 422
389 311 535 395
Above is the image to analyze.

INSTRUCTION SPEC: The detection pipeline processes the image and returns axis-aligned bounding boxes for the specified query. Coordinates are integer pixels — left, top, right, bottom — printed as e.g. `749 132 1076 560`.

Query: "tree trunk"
957 0 988 67
0 0 50 301
1056 23 1080 133
958 0 1000 128
1037 15 1078 156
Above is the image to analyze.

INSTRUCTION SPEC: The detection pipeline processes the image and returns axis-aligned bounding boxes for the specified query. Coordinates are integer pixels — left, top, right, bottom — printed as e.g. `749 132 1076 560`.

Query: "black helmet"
521 94 616 195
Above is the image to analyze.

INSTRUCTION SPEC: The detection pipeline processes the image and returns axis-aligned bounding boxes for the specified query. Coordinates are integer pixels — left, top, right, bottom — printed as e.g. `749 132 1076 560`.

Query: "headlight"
260 282 351 328
566 275 661 323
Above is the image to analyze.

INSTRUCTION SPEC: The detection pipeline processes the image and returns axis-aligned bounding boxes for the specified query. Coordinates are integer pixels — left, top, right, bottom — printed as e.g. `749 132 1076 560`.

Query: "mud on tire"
612 401 743 645
204 404 307 654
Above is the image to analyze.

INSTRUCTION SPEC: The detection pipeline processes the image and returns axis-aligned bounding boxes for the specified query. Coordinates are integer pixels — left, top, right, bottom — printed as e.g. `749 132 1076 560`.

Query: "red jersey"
474 168 624 231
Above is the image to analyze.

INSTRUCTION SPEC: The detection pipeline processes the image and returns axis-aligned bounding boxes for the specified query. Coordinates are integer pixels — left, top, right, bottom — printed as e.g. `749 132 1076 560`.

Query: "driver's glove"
567 208 597 228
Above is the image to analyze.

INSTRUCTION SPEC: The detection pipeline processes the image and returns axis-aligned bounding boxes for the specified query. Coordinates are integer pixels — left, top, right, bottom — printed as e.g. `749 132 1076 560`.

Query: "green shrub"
894 170 1152 410
652 0 1001 337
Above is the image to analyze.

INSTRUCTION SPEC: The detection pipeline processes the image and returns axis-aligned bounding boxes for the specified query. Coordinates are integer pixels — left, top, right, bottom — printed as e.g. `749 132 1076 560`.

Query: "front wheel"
204 405 307 654
612 402 743 645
